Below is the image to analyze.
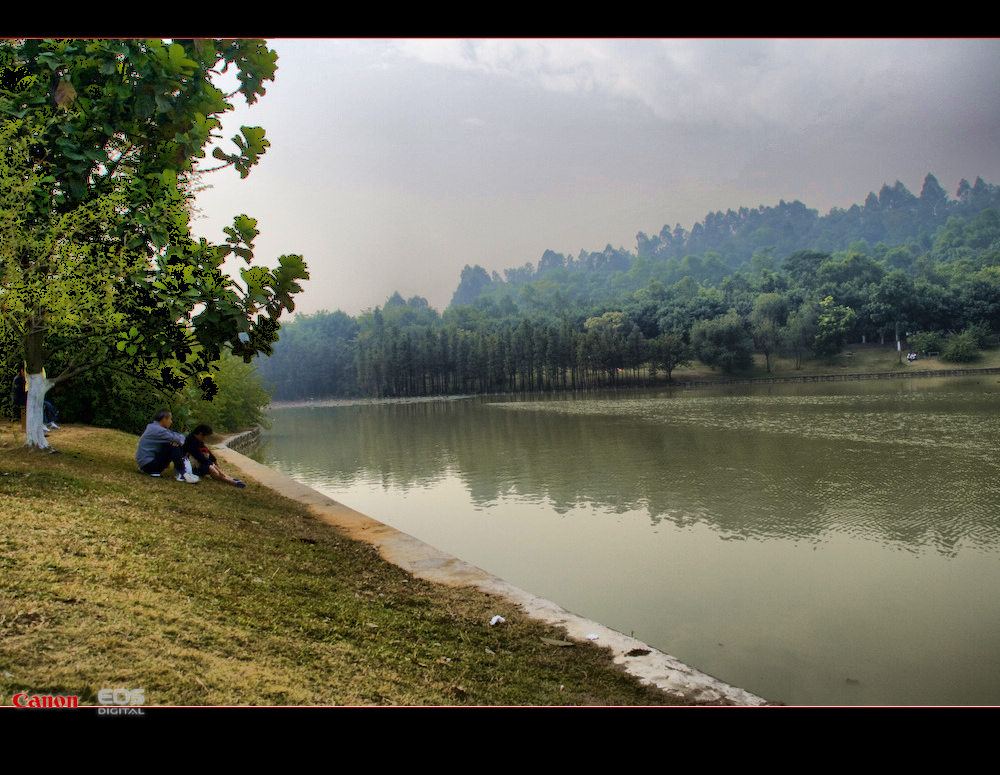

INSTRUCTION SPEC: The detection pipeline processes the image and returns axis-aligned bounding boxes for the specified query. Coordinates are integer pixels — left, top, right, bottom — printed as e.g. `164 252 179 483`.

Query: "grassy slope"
0 424 682 706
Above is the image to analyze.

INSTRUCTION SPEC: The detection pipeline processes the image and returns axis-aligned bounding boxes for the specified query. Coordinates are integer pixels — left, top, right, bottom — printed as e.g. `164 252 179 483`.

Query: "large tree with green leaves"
812 296 857 360
691 309 753 373
749 292 788 373
0 38 307 449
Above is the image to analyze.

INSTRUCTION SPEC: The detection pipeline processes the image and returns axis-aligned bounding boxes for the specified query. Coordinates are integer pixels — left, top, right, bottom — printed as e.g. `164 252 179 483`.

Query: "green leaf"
166 43 198 74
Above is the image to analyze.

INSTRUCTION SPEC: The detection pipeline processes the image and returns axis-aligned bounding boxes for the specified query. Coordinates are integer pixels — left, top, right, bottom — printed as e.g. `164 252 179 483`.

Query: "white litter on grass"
489 615 505 626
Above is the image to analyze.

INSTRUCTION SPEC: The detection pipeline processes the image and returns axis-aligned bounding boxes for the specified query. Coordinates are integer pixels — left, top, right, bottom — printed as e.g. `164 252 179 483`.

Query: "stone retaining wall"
220 425 261 453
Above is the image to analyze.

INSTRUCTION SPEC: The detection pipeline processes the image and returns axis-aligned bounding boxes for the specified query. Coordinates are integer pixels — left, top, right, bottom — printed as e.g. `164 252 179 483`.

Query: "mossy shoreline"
1 423 695 706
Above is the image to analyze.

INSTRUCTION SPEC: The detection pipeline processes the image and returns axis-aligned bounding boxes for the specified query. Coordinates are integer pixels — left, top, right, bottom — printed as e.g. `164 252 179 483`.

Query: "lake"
248 376 1000 705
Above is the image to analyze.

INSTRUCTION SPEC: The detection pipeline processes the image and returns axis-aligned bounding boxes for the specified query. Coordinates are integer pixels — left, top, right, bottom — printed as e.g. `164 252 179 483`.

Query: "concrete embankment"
218 428 769 706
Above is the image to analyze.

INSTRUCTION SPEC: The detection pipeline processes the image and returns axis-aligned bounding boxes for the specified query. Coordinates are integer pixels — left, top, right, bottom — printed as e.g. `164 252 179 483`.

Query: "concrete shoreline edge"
217 429 770 706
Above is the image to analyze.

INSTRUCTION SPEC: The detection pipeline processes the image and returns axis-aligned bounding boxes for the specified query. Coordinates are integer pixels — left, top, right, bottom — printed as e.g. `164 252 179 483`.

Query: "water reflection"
257 380 1000 556
251 378 1000 704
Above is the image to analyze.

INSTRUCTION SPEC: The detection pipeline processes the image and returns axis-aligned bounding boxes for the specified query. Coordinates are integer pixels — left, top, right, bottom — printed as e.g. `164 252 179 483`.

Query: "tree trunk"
23 372 54 451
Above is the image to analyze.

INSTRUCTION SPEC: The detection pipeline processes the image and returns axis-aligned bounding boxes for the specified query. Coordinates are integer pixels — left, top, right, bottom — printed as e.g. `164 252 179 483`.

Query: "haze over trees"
0 39 307 446
255 173 1000 401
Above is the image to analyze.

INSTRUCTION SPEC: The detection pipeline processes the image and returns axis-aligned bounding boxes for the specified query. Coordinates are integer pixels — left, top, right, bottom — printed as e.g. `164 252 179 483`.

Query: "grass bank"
670 342 1000 384
0 423 686 706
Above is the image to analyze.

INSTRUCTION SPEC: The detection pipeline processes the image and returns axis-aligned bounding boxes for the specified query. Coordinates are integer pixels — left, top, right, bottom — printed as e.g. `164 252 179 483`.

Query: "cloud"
387 38 1000 134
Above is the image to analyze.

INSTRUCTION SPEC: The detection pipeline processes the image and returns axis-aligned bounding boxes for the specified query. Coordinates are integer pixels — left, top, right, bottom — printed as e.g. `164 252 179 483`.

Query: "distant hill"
449 174 1000 309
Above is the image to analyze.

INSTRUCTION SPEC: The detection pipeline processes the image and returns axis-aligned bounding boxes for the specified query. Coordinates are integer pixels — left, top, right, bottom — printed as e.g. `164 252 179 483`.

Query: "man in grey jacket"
136 409 200 483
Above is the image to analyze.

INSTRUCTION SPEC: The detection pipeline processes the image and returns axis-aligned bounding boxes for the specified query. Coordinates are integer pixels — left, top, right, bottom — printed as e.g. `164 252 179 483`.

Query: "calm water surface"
250 377 1000 705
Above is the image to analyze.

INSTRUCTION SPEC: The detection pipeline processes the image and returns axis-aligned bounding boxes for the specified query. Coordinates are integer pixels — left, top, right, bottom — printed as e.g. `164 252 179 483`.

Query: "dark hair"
154 409 172 422
192 424 212 437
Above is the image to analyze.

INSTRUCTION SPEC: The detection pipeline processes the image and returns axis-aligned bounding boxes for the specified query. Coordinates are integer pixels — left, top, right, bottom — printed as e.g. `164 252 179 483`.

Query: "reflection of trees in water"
258 395 1000 554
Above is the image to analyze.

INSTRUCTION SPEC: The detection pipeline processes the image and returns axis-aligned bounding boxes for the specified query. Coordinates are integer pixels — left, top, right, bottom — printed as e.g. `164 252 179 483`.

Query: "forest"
257 174 1000 401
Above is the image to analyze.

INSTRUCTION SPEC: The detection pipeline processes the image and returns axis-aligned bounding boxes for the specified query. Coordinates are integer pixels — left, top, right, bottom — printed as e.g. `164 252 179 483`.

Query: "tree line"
259 188 1000 401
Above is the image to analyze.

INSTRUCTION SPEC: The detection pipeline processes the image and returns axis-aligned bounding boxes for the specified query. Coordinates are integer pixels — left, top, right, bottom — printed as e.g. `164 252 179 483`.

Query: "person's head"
154 409 172 428
191 424 212 441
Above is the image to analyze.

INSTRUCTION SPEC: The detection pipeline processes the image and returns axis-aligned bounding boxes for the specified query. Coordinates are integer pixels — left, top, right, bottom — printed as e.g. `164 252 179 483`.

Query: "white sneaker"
49 422 59 429
176 472 200 483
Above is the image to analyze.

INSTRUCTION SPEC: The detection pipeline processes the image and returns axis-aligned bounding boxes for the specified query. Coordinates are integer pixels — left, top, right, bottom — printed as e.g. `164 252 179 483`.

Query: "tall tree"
749 292 788 373
812 296 857 360
866 270 915 347
648 332 691 383
0 39 308 449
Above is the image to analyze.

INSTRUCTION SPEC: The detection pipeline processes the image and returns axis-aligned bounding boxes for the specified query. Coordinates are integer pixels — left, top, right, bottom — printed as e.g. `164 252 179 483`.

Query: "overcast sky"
191 39 1000 317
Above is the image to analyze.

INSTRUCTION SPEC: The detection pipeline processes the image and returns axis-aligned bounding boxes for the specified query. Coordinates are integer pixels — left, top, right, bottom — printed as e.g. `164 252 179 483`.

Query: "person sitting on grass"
11 365 26 433
183 424 245 488
135 409 200 483
43 400 60 431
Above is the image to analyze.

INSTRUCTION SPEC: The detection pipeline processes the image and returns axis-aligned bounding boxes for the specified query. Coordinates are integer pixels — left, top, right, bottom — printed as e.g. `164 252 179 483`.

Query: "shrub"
941 331 981 363
181 355 272 433
691 310 753 373
964 321 998 349
907 331 944 354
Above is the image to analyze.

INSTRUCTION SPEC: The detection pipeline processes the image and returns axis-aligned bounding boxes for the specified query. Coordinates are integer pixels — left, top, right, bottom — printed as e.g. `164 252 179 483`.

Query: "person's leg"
141 445 175 475
207 463 243 487
171 447 198 481
142 445 196 481
205 462 244 487
170 446 186 477
44 401 59 428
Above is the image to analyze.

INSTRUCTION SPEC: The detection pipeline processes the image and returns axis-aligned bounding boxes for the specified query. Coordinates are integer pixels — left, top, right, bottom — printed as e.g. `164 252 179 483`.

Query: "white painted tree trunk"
23 372 54 451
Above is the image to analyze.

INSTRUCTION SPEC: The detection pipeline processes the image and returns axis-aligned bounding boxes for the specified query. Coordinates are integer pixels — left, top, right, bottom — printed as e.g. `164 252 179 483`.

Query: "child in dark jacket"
183 424 246 488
